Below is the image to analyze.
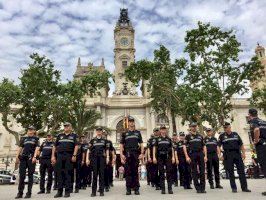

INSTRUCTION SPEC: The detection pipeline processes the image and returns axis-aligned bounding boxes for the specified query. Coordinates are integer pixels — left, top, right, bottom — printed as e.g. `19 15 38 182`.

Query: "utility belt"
91 151 106 157
125 148 140 154
158 151 171 159
40 156 52 160
57 151 73 157
19 154 33 160
189 149 203 154
224 149 240 154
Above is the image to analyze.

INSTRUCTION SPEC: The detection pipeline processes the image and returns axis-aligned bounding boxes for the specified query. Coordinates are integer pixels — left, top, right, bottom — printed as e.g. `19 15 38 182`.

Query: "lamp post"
2 155 13 170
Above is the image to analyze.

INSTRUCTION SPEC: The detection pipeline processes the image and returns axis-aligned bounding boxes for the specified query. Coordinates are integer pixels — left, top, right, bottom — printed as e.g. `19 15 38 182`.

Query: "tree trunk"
2 112 21 145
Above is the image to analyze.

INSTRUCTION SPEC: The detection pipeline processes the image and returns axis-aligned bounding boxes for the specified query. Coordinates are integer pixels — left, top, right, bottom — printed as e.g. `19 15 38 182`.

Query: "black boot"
210 184 215 189
37 190 45 194
168 189 173 194
46 189 51 194
262 191 266 196
216 184 223 189
161 189 166 194
24 193 31 199
74 188 79 193
126 188 131 195
54 191 63 198
64 192 70 198
242 189 251 192
91 192 96 197
100 192 104 196
134 189 140 195
15 193 23 199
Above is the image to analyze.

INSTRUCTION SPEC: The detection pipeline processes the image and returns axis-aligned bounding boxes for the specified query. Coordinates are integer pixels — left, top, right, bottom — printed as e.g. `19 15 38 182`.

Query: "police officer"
172 133 178 187
51 122 78 198
15 126 40 199
145 146 152 186
183 122 207 194
175 132 192 190
103 131 115 192
204 128 223 189
248 108 266 196
120 116 144 195
147 128 160 190
37 133 54 194
153 126 176 194
80 135 89 189
86 127 109 197
73 135 85 193
218 122 251 193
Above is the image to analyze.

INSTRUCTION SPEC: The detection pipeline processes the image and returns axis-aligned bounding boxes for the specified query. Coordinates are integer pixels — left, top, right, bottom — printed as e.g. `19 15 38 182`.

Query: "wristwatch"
72 155 76 157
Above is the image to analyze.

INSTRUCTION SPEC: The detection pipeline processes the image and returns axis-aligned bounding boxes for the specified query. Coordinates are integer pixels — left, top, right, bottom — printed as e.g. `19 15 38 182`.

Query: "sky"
0 0 265 95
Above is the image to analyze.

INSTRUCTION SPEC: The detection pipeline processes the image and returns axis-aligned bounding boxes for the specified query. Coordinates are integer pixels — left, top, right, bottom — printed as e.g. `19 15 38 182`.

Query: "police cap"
63 122 71 127
205 128 212 132
248 108 258 116
160 125 167 130
223 122 231 128
128 116 135 121
179 132 185 136
172 132 177 136
96 127 103 131
189 122 197 127
153 128 159 132
28 125 36 130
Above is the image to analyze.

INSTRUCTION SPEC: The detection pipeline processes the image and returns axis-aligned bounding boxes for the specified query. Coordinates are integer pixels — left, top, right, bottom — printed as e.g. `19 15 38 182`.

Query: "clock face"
120 37 129 47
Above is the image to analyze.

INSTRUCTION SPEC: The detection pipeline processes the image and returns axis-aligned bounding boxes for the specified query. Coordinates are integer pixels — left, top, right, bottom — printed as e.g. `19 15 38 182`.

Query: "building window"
122 61 128 68
156 113 169 127
116 120 125 143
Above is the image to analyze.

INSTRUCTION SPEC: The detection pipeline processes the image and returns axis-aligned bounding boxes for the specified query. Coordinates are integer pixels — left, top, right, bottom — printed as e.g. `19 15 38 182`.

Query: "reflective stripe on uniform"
58 139 74 143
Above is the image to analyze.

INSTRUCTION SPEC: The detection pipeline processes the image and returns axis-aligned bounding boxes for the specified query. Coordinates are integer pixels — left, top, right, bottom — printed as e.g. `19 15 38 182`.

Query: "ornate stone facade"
0 9 265 169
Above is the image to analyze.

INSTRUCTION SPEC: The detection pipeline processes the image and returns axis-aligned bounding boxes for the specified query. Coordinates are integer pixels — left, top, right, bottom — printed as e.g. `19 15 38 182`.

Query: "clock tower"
113 8 137 96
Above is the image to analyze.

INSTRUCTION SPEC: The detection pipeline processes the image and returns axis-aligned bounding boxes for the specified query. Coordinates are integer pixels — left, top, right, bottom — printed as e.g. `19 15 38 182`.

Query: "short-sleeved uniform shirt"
55 133 77 153
39 140 54 159
147 136 158 159
19 136 40 156
89 137 109 157
175 140 186 159
184 133 205 153
155 136 173 157
106 139 114 161
204 136 218 154
120 130 143 152
218 132 243 152
249 118 266 146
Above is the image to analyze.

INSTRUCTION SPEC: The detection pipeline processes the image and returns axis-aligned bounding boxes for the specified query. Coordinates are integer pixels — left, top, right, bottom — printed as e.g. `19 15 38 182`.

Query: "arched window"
116 120 125 143
156 113 169 127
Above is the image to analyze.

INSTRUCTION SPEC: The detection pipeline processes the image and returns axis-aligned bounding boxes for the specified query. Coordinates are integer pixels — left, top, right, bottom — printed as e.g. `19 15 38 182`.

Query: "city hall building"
0 9 265 168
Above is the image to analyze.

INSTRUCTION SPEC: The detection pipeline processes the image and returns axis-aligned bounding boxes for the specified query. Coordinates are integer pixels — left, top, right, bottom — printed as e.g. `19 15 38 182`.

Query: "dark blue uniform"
89 137 109 195
80 142 89 189
147 136 160 188
104 140 114 191
39 140 54 193
184 133 206 192
18 136 39 196
172 141 178 186
155 136 173 193
72 142 83 192
120 130 143 191
218 132 248 191
55 133 77 195
204 136 220 187
175 140 191 189
250 118 266 178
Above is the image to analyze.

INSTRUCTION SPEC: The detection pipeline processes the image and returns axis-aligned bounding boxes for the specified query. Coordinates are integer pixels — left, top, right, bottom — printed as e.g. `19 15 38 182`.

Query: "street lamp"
2 155 13 170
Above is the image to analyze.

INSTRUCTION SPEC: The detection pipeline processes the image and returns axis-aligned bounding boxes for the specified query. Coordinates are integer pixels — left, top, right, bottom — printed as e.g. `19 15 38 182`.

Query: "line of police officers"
14 108 266 198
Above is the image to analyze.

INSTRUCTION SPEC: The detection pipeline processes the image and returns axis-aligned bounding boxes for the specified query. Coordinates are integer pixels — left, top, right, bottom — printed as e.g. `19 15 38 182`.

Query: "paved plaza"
1 179 266 200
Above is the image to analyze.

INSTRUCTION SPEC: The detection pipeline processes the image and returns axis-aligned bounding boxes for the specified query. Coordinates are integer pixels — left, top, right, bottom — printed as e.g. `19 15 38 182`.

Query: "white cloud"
0 0 265 97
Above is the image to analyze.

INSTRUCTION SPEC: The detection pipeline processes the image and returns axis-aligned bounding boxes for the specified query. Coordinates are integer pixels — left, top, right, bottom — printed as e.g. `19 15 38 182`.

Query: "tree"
250 86 266 115
0 79 21 144
182 22 264 131
63 68 111 135
125 45 184 133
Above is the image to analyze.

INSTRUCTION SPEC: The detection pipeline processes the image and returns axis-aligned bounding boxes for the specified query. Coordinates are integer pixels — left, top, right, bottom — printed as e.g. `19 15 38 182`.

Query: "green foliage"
125 22 264 133
250 87 266 115
0 53 111 142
